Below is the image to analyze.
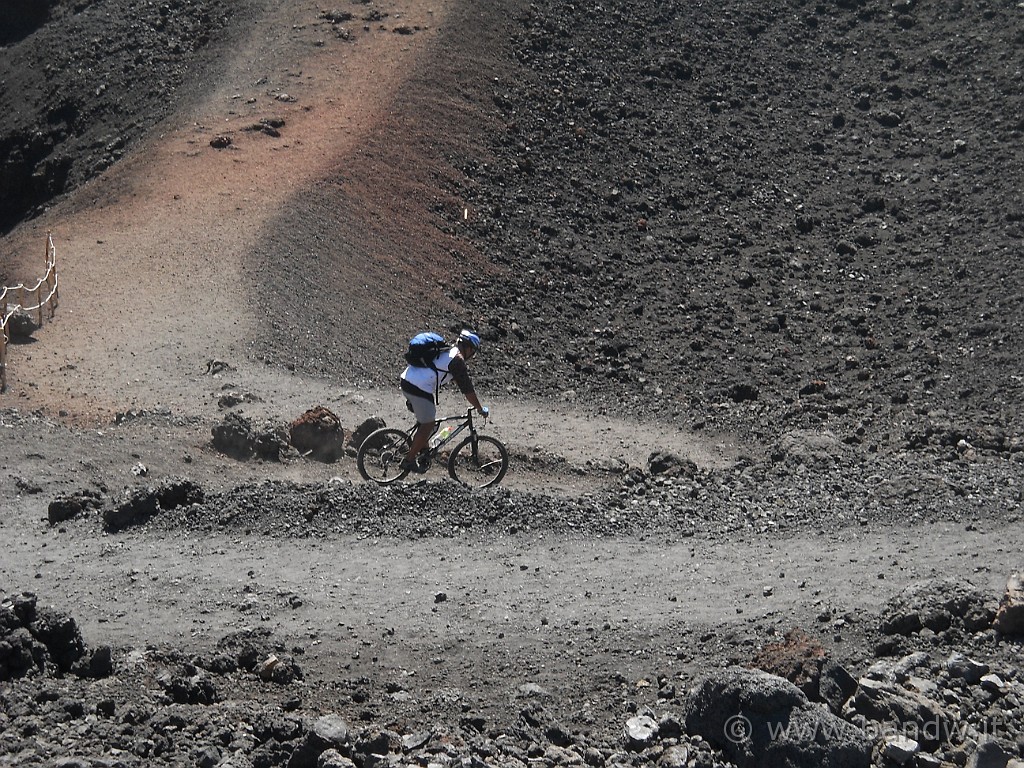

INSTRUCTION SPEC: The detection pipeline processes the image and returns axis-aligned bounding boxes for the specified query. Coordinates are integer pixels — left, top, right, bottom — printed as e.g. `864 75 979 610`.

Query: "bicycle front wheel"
448 434 509 488
357 428 412 484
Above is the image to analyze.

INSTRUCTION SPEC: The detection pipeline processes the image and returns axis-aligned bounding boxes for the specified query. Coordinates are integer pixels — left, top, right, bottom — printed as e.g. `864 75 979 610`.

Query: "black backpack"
404 332 448 369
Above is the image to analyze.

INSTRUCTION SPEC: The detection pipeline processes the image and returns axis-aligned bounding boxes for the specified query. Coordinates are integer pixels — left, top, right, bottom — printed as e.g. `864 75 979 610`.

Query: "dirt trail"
3 0 456 421
3 483 1021 714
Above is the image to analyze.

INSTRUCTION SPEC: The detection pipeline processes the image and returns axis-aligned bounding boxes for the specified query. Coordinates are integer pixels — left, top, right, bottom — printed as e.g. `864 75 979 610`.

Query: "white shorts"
404 391 436 424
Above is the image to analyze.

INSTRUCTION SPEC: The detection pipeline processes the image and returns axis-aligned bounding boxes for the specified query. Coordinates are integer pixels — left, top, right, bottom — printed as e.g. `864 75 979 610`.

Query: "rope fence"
1 233 60 392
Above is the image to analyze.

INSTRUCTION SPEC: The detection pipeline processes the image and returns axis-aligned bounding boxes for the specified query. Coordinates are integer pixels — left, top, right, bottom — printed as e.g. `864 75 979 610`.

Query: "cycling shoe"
399 458 428 474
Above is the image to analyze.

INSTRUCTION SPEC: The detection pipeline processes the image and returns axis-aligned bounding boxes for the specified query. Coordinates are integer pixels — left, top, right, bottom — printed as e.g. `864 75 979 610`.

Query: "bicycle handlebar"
461 406 489 426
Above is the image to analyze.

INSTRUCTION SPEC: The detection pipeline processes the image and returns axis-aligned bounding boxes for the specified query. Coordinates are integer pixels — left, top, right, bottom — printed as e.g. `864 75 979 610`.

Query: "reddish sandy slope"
3 0 502 423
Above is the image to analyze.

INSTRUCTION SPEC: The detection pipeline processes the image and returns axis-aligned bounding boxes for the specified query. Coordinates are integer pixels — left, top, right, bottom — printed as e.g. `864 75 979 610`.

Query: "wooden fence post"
0 234 61 391
0 299 6 392
49 234 59 306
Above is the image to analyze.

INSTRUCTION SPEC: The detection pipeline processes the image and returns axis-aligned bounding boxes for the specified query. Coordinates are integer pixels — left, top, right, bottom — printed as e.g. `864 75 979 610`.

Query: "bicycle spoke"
357 429 413 484
448 435 509 488
359 419 507 489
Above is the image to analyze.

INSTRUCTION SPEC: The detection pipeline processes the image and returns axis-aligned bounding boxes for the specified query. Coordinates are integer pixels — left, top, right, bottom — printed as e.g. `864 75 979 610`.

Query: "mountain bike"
356 407 509 488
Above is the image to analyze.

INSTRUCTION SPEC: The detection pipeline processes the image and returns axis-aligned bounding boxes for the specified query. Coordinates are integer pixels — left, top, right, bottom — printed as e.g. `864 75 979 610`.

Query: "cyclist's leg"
403 392 435 468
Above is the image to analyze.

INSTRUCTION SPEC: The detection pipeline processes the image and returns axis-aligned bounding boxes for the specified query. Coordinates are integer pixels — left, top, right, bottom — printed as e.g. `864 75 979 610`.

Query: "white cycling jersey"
401 345 459 400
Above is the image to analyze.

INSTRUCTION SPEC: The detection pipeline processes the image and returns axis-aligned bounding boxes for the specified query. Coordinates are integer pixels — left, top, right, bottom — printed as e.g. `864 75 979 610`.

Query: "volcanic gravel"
452 0 1024 450
2 0 1024 766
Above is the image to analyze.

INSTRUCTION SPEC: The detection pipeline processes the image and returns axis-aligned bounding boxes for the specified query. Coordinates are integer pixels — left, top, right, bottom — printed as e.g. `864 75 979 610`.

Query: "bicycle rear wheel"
447 434 509 488
357 428 412 484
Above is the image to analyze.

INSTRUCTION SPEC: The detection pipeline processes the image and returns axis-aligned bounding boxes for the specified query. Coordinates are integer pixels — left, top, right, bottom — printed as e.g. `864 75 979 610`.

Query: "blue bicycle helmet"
458 329 481 350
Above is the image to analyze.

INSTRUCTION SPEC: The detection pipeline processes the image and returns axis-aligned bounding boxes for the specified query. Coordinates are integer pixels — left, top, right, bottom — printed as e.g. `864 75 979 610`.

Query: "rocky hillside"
454 0 1024 450
0 0 248 235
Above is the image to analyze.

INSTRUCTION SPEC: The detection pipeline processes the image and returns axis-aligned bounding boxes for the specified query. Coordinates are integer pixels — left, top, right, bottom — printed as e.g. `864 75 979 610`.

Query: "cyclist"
399 329 488 473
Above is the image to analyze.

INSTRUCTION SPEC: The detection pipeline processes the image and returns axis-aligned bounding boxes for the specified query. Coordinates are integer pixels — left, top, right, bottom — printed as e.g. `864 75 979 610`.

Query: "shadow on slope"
244 0 526 386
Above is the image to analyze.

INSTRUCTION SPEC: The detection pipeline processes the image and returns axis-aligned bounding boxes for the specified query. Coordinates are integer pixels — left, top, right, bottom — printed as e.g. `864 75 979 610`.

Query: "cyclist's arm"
448 356 485 412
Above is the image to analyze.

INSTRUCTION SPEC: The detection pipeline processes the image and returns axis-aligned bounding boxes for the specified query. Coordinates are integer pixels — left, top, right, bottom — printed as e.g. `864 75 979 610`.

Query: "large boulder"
750 627 826 699
48 489 105 525
749 628 859 716
0 593 104 680
683 666 872 768
843 677 953 752
773 429 845 468
102 478 203 532
212 411 258 459
647 451 697 478
28 602 86 672
212 412 290 461
880 578 996 636
286 714 350 768
289 406 346 462
350 416 386 449
993 572 1024 636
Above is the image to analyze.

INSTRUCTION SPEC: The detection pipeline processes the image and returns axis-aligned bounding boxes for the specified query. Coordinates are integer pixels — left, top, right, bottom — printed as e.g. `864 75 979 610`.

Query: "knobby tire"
357 428 413 484
447 434 509 489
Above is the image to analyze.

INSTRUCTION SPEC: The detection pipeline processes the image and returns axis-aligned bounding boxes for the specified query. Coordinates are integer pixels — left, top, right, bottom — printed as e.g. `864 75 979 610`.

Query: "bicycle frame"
409 408 481 460
356 405 507 487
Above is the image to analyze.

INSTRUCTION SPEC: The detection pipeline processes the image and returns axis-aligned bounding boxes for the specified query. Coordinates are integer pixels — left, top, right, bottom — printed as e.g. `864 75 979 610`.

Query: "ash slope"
454 0 1024 455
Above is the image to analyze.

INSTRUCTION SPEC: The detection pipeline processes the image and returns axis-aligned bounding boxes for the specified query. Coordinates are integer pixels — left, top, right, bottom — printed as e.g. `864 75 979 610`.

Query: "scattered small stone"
881 735 919 764
624 714 658 749
947 652 989 684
